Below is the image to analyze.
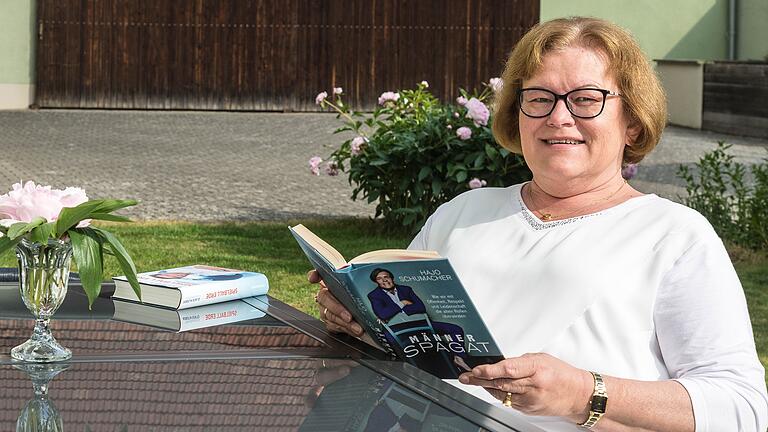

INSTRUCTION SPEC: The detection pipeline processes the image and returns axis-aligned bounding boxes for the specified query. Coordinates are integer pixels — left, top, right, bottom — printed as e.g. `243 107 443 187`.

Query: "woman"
313 17 768 431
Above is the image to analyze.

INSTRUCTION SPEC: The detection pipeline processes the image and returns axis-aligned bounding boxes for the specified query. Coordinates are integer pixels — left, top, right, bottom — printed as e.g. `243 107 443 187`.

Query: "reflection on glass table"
0 280 542 431
13 363 67 432
302 361 486 431
2 358 492 431
0 282 327 356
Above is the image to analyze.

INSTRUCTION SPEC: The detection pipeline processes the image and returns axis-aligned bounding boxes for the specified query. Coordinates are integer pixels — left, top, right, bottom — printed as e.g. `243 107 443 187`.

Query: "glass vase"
11 238 73 363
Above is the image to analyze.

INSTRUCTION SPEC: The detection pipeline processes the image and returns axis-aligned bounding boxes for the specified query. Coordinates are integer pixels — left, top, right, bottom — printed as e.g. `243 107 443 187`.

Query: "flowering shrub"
0 181 140 305
622 163 638 180
678 142 768 250
312 81 531 231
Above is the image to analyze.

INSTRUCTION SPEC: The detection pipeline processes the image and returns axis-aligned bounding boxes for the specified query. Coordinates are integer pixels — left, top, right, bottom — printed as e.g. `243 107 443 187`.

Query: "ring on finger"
503 392 514 407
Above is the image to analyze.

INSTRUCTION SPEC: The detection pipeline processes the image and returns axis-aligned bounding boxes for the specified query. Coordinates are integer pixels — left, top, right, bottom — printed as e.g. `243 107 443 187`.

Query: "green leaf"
0 235 21 256
54 201 103 237
414 182 424 197
485 144 499 158
93 227 141 301
473 152 486 168
69 228 104 308
92 199 139 214
88 213 133 223
8 217 46 240
417 166 432 181
456 170 468 183
432 179 443 196
29 222 55 243
55 199 138 237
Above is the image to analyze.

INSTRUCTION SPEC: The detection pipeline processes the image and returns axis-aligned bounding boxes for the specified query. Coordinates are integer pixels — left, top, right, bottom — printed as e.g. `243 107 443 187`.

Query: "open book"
290 224 503 379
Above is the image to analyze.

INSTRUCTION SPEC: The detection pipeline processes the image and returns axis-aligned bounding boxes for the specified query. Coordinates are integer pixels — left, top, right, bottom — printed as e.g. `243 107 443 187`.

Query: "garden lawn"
0 219 413 319
1 219 766 375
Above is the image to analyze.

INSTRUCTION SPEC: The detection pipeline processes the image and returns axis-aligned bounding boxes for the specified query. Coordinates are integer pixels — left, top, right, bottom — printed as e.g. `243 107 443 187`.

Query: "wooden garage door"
35 0 538 111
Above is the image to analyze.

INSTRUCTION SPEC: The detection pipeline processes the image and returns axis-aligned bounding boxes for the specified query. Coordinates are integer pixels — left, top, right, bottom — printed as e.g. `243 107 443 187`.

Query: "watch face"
591 395 608 413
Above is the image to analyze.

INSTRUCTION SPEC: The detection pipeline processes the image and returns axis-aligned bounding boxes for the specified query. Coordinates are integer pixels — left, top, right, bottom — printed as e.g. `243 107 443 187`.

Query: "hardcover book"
112 296 269 332
290 224 504 379
112 265 269 310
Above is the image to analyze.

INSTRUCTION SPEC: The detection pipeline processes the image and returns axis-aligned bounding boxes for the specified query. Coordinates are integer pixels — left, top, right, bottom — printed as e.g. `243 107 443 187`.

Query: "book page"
349 249 440 264
290 224 347 269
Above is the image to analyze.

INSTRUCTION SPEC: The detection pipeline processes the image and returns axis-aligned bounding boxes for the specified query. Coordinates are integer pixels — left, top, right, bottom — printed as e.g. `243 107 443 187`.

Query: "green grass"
2 219 766 374
0 219 413 318
738 260 768 367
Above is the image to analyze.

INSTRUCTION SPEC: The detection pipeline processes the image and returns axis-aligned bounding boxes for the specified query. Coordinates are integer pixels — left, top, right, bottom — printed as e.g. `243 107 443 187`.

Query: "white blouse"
409 184 768 431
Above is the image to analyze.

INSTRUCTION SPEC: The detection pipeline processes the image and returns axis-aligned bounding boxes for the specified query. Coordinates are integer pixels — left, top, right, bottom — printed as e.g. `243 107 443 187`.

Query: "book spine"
177 275 269 309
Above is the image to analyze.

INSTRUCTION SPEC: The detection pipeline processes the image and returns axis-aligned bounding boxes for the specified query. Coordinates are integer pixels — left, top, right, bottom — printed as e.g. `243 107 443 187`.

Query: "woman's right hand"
309 269 365 337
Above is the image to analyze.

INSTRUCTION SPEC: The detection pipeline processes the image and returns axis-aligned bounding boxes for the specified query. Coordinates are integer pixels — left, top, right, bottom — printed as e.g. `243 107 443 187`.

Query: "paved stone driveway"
0 110 765 221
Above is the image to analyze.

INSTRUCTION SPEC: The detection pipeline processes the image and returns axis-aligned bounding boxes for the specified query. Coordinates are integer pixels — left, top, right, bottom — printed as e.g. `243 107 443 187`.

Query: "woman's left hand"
458 353 593 419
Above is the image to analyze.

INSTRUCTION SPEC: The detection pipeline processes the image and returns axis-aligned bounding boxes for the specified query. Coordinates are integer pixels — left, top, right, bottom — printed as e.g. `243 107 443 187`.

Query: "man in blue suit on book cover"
367 268 427 322
366 268 470 377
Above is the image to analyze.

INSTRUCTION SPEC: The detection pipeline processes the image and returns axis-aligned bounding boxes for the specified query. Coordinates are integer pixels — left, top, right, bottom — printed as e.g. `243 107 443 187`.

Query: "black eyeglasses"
517 87 621 119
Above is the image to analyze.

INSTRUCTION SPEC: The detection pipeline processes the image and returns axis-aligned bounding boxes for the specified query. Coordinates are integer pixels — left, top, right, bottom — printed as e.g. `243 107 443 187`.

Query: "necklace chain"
526 181 628 221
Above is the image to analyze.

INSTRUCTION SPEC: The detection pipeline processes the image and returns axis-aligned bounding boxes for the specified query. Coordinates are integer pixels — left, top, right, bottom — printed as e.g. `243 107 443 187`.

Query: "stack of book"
112 264 270 332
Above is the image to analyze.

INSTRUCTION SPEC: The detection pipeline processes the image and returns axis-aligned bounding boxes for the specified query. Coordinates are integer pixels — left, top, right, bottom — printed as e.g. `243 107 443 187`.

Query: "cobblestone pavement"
0 110 766 221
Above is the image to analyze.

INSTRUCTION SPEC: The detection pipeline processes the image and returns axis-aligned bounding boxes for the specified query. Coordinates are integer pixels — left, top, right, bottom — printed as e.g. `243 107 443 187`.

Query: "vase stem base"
11 320 71 363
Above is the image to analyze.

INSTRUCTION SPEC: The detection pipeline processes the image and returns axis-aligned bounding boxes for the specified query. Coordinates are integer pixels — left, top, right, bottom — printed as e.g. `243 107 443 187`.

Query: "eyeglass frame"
516 87 622 119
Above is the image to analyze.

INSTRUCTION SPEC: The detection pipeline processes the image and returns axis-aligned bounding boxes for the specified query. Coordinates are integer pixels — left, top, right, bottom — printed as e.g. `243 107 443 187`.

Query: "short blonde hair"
491 17 667 165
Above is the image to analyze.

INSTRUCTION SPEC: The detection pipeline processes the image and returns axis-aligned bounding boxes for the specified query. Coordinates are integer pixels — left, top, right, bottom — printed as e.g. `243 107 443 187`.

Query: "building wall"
1 0 764 111
738 0 768 61
540 0 729 61
0 0 36 109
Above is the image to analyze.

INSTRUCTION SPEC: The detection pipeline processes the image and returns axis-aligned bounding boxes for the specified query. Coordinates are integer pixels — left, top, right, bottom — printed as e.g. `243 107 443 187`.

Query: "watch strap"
579 371 607 429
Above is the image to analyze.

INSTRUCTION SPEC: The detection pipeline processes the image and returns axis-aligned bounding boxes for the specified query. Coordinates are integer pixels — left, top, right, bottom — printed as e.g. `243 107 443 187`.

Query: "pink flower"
420 80 429 88
465 98 490 126
333 87 343 95
622 164 638 180
350 136 366 156
456 127 472 140
324 161 339 176
489 77 504 92
468 178 487 189
456 96 468 106
0 181 89 225
315 91 328 105
378 91 400 105
446 125 453 130
308 156 323 176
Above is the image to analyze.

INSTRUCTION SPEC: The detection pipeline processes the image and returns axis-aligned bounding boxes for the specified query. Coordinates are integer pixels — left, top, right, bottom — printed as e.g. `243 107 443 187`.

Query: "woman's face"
519 46 635 191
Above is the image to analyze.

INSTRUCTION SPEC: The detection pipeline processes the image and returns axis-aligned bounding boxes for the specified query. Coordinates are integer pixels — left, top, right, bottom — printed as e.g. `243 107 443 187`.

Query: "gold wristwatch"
579 371 607 429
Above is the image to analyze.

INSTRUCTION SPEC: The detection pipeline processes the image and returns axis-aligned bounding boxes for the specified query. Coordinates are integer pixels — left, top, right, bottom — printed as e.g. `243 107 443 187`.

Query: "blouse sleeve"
654 228 768 432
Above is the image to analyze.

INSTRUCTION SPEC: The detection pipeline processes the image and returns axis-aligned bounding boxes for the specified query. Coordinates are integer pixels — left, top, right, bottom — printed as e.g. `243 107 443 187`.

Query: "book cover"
290 224 504 379
112 296 269 332
112 265 269 310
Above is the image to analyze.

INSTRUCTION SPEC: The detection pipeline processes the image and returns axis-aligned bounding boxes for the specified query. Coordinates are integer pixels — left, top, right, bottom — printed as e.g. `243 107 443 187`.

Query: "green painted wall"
0 0 36 84
540 0 729 61
738 0 768 60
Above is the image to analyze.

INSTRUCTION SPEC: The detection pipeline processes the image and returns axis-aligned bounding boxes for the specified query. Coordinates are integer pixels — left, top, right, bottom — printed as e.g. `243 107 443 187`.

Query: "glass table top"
0 281 543 431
